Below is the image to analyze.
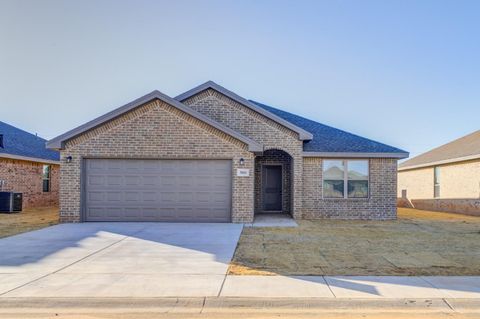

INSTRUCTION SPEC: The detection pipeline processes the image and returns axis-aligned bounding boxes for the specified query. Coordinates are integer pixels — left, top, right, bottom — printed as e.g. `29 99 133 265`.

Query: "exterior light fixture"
239 158 245 166
65 156 72 163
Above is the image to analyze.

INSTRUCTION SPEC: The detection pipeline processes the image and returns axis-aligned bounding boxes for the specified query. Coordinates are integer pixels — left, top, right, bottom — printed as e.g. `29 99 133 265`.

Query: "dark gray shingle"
250 100 407 154
0 121 59 161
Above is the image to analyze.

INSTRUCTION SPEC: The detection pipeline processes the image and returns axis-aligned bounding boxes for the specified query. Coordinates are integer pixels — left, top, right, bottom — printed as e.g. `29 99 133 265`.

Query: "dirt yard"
0 206 59 238
229 208 480 276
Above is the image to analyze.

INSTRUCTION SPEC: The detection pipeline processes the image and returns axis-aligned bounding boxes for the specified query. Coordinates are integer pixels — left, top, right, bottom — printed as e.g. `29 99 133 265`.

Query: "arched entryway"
254 149 293 215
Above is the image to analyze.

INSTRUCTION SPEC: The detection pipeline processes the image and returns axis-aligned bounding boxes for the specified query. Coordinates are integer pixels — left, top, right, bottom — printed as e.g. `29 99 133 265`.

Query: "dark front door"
262 165 282 211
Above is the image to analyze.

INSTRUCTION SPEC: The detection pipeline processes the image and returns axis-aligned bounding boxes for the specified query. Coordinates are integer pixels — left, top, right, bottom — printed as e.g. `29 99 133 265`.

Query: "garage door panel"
85 159 232 222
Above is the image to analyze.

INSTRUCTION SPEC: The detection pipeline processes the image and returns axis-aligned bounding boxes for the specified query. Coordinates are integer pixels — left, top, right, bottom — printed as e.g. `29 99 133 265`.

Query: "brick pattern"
254 149 292 214
0 158 59 208
398 159 480 200
302 158 398 220
182 89 304 219
60 99 254 223
58 88 400 222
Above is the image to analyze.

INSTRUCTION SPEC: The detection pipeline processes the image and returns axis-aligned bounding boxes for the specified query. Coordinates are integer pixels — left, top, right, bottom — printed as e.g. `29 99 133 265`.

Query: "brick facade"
397 159 480 216
302 157 398 220
182 89 304 219
0 158 59 209
57 88 399 223
59 99 254 223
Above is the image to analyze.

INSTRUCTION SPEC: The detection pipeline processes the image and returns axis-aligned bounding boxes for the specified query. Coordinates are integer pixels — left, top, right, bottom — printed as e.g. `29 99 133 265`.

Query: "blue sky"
1 0 478 158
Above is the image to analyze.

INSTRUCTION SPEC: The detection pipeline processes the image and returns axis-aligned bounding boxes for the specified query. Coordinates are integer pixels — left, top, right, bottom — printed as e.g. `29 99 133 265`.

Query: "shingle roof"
250 100 408 155
0 121 59 162
399 130 480 170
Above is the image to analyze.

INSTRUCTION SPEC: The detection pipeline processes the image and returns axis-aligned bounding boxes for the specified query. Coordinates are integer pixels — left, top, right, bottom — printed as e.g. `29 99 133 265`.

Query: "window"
323 160 369 198
0 134 3 148
323 160 345 198
434 166 440 198
42 165 51 192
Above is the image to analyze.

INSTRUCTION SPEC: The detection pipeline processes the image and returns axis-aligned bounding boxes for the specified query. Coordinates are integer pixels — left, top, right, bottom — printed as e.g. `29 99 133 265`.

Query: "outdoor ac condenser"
0 192 22 213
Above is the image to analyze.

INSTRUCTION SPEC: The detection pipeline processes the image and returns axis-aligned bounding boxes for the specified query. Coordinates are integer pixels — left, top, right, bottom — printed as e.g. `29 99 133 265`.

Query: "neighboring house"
398 130 480 216
47 81 408 223
0 121 60 209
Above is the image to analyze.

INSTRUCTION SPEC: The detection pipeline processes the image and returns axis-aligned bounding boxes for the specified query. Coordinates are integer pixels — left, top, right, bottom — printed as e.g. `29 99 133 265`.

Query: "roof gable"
174 81 313 141
47 90 262 152
250 100 408 158
399 130 480 170
0 121 59 162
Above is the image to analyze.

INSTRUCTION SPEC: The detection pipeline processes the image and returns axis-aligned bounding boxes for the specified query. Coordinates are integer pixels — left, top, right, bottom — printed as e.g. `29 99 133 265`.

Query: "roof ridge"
174 81 313 140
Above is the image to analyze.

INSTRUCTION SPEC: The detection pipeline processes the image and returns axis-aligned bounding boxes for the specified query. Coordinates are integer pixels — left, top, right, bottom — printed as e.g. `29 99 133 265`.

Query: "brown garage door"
84 159 232 222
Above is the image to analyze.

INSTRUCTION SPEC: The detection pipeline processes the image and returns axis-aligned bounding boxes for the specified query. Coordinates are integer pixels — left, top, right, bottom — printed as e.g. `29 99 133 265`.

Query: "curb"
0 297 479 314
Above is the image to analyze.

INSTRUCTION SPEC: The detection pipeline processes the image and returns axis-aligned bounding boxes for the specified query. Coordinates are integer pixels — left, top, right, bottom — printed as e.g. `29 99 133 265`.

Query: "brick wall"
0 158 59 208
59 99 254 223
398 159 480 200
181 89 304 219
397 167 433 199
302 157 398 220
397 159 480 215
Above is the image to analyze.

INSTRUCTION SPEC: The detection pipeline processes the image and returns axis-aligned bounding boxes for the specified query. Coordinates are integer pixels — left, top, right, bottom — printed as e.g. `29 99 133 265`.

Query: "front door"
262 165 282 211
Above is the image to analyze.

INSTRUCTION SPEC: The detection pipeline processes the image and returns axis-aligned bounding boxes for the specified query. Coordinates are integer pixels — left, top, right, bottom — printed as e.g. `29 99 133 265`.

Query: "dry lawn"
0 206 59 238
229 208 480 276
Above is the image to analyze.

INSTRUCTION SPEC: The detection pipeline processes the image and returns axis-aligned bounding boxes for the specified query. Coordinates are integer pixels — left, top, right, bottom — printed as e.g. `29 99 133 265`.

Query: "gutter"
0 153 60 165
398 153 480 171
302 151 409 159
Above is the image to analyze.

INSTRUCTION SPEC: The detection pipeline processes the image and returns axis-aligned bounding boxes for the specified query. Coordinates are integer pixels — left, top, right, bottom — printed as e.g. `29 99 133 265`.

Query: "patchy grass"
0 206 59 238
229 208 480 276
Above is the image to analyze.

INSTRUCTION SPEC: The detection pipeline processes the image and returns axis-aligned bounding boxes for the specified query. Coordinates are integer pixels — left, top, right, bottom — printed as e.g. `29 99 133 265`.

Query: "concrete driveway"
0 222 243 297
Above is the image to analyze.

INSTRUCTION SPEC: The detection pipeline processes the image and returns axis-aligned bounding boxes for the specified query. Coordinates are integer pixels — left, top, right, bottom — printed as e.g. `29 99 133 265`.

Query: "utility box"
0 192 22 213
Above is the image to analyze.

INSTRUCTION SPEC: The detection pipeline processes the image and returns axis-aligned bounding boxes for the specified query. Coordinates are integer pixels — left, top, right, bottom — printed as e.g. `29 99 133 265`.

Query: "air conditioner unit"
0 192 22 213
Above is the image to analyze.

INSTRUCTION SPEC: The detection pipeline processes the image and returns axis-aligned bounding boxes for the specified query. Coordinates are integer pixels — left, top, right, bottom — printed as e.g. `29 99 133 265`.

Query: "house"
0 121 60 209
46 81 408 223
398 130 480 216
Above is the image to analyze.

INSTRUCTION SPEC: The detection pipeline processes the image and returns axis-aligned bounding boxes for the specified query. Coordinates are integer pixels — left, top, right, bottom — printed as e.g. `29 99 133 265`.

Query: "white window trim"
322 159 370 199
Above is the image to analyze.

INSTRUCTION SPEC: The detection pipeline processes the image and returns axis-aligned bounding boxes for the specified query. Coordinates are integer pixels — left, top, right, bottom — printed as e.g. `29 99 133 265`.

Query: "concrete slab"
3 273 225 297
422 276 480 298
0 274 46 295
221 275 333 297
324 276 447 298
0 222 243 297
246 214 298 228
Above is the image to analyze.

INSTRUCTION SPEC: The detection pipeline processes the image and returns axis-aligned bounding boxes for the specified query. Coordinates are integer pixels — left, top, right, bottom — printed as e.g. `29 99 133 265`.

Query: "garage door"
84 159 232 222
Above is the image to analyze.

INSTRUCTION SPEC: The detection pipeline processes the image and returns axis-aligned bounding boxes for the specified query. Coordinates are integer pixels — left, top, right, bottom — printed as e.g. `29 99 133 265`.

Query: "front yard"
229 208 480 276
0 206 59 238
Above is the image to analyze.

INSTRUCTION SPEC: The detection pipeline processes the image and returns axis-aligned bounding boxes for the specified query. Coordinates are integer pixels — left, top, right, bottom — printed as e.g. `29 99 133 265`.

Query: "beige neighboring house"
398 130 480 216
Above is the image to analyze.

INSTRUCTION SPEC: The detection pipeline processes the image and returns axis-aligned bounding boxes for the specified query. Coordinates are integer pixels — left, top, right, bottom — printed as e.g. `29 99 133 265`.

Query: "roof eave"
303 151 409 159
0 152 60 165
175 81 313 141
399 153 480 171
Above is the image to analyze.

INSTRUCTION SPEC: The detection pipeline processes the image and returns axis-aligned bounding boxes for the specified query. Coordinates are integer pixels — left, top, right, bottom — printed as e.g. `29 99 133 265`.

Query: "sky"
1 0 479 159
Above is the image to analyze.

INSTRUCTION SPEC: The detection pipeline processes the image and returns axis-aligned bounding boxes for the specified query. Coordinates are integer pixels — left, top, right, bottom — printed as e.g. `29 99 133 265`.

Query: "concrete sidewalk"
220 275 480 299
2 274 479 299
